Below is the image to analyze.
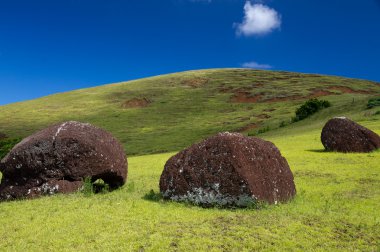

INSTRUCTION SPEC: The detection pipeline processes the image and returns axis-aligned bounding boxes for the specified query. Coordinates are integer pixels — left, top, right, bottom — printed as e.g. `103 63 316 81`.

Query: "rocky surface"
321 117 380 153
0 121 127 201
159 132 296 207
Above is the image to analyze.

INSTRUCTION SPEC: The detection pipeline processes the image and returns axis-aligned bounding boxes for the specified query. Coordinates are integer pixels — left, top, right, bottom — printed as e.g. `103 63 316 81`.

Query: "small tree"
292 99 331 122
367 98 380 109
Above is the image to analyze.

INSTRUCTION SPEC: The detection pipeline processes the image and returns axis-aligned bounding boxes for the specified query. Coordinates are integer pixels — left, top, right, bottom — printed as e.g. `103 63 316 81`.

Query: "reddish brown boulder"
321 117 380 153
0 121 127 201
159 132 296 207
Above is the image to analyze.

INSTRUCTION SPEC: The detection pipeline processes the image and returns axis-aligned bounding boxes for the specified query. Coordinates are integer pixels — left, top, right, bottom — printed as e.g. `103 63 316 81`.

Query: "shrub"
92 178 110 193
247 126 270 136
279 121 287 128
82 177 110 196
292 99 331 122
257 126 270 134
143 189 162 202
82 177 94 196
367 98 380 109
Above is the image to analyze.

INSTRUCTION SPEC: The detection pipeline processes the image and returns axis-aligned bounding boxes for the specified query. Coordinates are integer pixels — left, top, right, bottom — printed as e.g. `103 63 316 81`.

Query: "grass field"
0 119 379 251
0 69 379 251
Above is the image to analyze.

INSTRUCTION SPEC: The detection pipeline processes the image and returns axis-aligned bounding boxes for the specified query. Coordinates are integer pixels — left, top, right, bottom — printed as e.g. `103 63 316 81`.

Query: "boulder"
159 132 296 207
0 121 127 201
321 117 380 153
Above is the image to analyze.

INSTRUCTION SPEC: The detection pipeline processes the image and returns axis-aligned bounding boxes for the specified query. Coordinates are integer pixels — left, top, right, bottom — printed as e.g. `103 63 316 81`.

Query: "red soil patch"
122 98 151 108
257 114 271 119
264 95 303 103
263 86 373 103
182 78 209 88
219 87 234 93
327 86 374 94
230 92 262 103
237 123 258 132
229 84 375 104
263 89 332 102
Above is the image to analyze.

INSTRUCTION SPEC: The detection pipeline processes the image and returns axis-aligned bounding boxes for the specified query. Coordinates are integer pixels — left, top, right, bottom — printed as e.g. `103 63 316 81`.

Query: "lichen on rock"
321 117 380 152
159 132 296 207
0 121 127 201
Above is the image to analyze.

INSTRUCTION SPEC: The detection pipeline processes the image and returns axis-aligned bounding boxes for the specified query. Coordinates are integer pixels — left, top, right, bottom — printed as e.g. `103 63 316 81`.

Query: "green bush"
0 138 22 160
82 177 110 196
92 178 110 193
279 121 287 128
292 99 331 122
257 126 270 134
143 189 162 202
82 177 94 196
247 126 270 136
367 98 380 109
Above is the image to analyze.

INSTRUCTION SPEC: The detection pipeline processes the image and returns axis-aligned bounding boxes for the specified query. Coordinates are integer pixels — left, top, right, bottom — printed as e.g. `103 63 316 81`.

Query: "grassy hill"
0 69 380 251
0 68 379 155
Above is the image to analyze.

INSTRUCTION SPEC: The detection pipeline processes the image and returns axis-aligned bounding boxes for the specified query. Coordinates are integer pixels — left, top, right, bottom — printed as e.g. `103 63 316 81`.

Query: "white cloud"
241 61 272 69
235 1 281 36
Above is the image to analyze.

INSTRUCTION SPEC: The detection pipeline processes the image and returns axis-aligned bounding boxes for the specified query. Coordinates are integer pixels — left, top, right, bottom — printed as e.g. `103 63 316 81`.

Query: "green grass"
0 68 379 251
0 68 379 155
0 138 22 159
0 119 379 251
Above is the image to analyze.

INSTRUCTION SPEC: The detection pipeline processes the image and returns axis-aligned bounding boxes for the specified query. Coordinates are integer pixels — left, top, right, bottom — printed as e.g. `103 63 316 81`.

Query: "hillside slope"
0 69 379 155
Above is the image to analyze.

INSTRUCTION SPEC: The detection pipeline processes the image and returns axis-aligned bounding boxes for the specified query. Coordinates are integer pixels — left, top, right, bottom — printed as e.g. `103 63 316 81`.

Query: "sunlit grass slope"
0 68 379 155
0 69 379 250
0 119 379 251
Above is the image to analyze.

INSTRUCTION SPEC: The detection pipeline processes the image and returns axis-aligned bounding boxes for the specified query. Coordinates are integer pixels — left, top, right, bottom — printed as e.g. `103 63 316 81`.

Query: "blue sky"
0 0 379 105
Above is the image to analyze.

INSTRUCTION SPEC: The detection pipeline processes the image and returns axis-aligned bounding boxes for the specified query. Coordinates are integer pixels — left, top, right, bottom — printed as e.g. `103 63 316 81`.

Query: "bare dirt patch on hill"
327 86 374 94
257 114 271 119
182 78 209 88
230 85 375 104
122 98 151 108
230 92 263 103
237 123 258 132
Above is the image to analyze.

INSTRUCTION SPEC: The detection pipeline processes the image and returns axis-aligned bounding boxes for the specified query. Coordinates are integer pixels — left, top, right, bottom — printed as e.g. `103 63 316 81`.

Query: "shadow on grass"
306 149 328 153
142 189 163 202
